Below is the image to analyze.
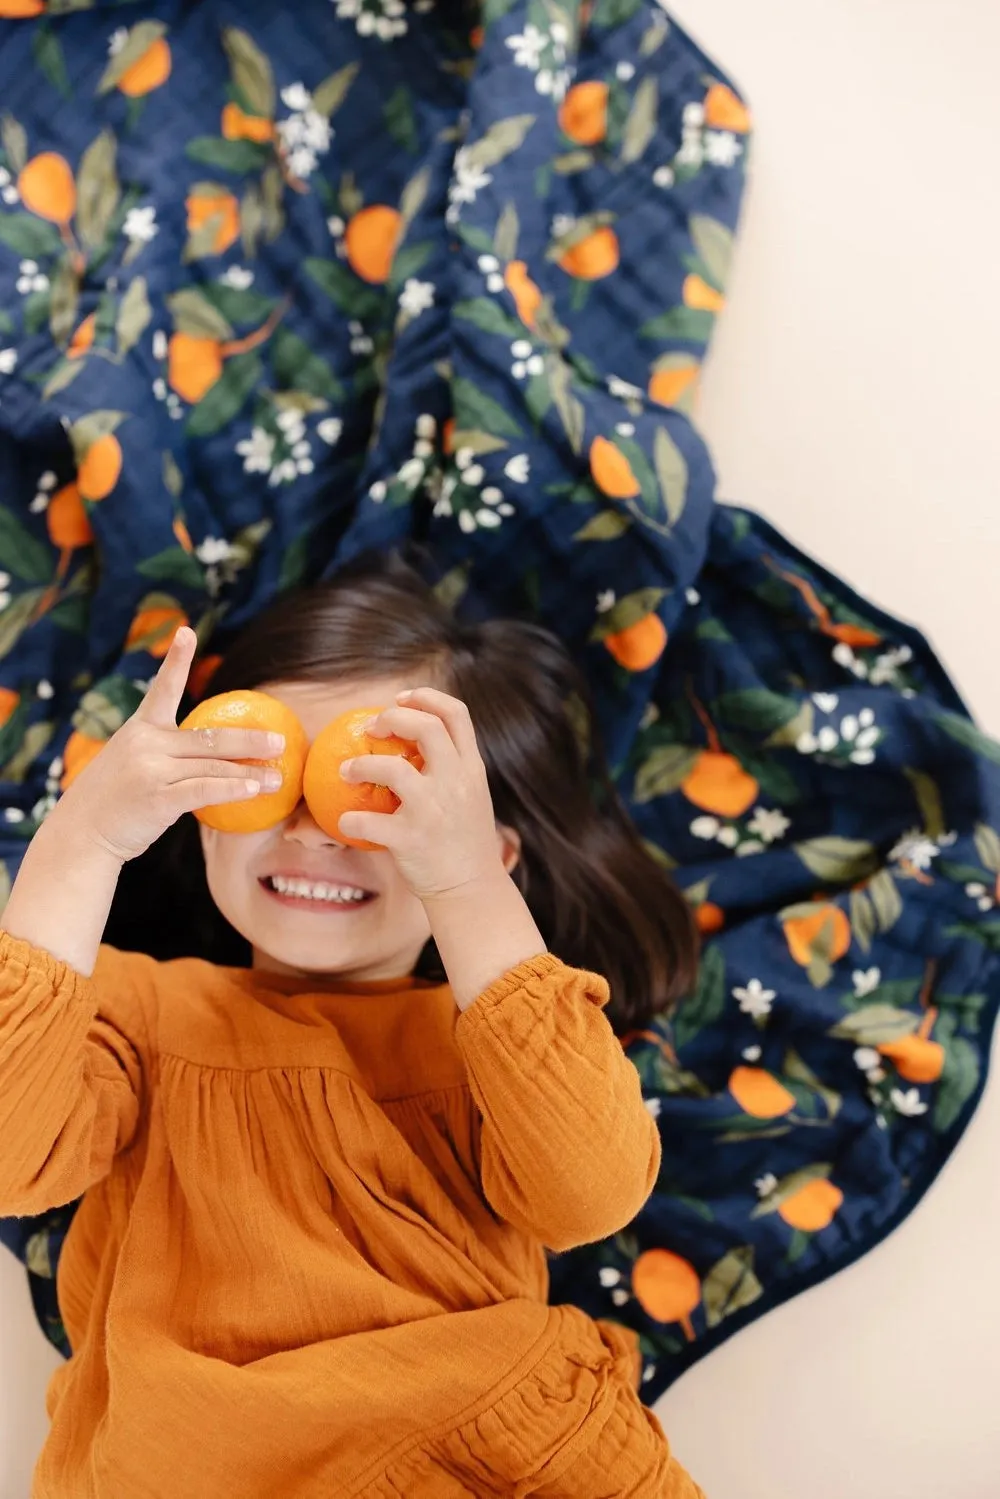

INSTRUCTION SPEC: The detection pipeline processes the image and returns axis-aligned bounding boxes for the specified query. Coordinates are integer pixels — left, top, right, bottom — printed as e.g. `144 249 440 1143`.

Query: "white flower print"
686 587 701 606
37 679 54 701
397 457 425 490
615 421 635 437
123 206 158 244
415 413 436 439
853 1046 881 1072
690 816 720 840
683 101 705 128
0 348 17 376
458 510 477 534
505 24 545 70
475 509 502 529
889 829 939 872
368 480 387 503
703 130 743 168
108 26 128 56
891 1087 928 1118
736 840 765 858
398 278 435 318
716 825 739 849
596 589 616 614
732 979 776 1019
220 266 255 290
616 61 635 82
852 967 881 997
16 259 48 295
317 417 343 446
965 882 995 913
598 1266 621 1288
504 453 530 484
152 329 168 360
196 537 234 566
449 147 492 209
610 1287 630 1307
755 1172 778 1199
746 807 790 844
280 83 312 112
742 1044 762 1063
653 165 675 189
812 692 839 713
235 428 276 475
607 374 643 402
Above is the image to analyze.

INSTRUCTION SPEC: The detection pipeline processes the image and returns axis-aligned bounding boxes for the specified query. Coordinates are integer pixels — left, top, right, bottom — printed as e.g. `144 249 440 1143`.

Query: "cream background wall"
2 1 999 1495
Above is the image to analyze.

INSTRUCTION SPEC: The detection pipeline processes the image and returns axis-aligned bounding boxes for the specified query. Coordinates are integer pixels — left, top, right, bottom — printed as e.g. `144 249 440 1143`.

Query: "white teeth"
269 876 368 903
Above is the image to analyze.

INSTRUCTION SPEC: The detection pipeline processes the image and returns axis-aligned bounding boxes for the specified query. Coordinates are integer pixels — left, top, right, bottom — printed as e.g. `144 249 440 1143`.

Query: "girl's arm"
448 900 660 1253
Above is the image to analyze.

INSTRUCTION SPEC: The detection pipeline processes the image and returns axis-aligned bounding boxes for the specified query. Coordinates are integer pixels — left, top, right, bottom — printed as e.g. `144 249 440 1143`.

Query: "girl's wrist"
423 872 547 1012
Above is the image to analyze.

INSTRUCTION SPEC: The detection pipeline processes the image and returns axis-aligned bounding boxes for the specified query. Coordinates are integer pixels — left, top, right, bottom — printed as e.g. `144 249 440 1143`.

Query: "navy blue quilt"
1 0 998 1402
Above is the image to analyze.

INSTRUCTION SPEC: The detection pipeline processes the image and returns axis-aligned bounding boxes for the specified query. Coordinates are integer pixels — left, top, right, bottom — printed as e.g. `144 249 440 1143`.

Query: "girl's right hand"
56 626 284 864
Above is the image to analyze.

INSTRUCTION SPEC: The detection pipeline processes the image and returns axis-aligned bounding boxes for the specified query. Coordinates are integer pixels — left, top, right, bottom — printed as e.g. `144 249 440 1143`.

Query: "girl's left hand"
338 688 506 902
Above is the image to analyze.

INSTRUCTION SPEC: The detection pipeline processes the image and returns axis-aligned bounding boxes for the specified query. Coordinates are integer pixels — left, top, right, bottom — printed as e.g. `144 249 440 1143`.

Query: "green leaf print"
653 426 688 526
573 511 631 542
463 115 536 173
185 352 262 438
452 377 523 439
621 77 658 165
137 548 205 590
454 297 524 342
313 64 360 120
591 0 644 27
186 138 271 174
305 257 384 322
48 260 79 348
633 744 698 805
0 591 46 663
1 721 54 784
794 836 879 883
32 26 72 100
168 288 235 340
1 115 28 175
222 28 275 119
933 1035 981 1132
271 327 342 402
829 1005 919 1046
903 767 946 841
76 131 120 252
715 688 803 736
383 86 419 154
934 711 1000 767
702 1247 763 1329
0 509 56 584
673 943 726 1050
640 306 715 344
973 823 1000 874
0 212 62 260
689 216 735 293
116 276 152 357
199 283 275 328
493 202 519 262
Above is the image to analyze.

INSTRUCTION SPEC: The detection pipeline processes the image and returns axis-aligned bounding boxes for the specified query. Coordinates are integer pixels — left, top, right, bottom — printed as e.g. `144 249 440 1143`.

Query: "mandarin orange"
303 706 423 852
179 690 308 834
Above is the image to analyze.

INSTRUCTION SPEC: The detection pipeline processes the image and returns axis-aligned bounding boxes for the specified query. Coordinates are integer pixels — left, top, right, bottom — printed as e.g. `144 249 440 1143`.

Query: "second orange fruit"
304 706 423 851
179 690 308 834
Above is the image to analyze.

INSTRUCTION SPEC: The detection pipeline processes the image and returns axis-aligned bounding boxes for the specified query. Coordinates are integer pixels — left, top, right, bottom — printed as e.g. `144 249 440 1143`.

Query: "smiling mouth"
259 876 376 910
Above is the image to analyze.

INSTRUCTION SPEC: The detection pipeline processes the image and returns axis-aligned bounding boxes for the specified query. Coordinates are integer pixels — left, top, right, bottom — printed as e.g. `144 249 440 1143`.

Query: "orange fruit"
0 1 46 16
77 433 122 502
631 1249 701 1335
825 622 882 648
683 274 725 313
60 730 105 790
46 482 93 550
125 604 188 659
695 901 725 935
345 205 402 285
504 260 543 329
173 516 194 553
649 363 699 407
18 153 76 225
303 706 424 852
777 1178 843 1233
590 435 640 499
681 750 758 818
67 313 97 360
168 333 224 403
179 690 309 835
877 1034 945 1084
703 83 751 134
559 81 609 145
469 24 485 50
441 417 456 454
221 102 274 142
558 225 619 280
0 687 20 728
604 613 667 672
783 904 851 968
118 37 172 98
185 190 240 254
729 1065 796 1119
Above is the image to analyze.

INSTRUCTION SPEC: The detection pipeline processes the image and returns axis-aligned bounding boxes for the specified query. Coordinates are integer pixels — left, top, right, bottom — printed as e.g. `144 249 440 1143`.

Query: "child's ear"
496 824 521 875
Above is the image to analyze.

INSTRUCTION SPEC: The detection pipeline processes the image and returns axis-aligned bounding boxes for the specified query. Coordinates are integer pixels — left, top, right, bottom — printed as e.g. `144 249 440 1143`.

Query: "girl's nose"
281 800 346 849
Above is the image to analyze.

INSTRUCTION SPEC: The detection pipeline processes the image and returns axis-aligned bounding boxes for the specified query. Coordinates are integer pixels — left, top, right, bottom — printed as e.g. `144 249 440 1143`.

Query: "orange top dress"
0 932 703 1498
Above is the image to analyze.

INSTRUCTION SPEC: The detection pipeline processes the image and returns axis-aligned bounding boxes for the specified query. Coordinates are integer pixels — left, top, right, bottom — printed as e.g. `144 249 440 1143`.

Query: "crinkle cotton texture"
0 0 999 1410
0 935 702 1496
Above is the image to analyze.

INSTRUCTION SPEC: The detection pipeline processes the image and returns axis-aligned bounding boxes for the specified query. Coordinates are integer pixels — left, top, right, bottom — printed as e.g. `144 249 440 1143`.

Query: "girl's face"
199 676 438 983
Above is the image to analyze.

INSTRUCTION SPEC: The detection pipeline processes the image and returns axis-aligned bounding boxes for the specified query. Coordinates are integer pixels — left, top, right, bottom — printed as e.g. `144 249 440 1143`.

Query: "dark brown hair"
107 552 697 1033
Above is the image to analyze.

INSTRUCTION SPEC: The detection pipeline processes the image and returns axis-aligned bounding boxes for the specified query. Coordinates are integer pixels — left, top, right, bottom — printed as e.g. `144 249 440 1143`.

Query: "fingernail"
267 733 285 752
340 759 353 779
245 779 261 796
262 769 282 790
397 690 413 701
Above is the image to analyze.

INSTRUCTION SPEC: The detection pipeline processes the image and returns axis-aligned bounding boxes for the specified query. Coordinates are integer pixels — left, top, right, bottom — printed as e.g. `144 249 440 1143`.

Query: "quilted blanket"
1 0 999 1404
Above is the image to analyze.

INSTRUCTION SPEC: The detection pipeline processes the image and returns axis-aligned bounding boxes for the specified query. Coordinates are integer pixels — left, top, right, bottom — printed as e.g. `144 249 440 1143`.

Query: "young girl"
0 556 702 1498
